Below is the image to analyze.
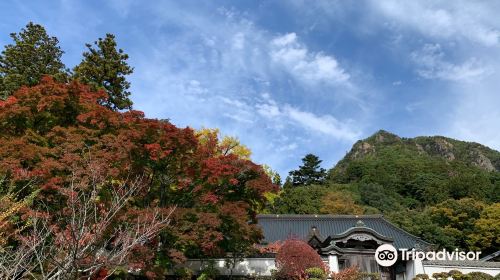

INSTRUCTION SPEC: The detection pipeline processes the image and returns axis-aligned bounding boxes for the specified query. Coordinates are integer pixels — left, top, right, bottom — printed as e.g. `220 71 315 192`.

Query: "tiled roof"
256 214 432 250
480 250 500 261
423 260 500 268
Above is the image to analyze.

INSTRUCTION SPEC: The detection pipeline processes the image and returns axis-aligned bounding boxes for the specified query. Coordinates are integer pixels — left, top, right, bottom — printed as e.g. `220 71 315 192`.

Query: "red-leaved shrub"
275 239 327 279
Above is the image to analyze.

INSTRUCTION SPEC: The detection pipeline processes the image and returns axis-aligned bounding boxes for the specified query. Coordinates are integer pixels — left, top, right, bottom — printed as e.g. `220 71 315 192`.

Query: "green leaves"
0 22 68 98
288 154 327 186
0 23 134 111
73 33 134 110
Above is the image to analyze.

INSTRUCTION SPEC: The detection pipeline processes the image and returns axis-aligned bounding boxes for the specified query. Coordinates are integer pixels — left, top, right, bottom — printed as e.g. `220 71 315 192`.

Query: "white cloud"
410 44 492 82
447 79 500 150
232 32 245 50
283 105 360 140
256 102 281 118
277 142 298 152
256 95 360 141
119 2 368 176
270 33 350 86
372 0 500 46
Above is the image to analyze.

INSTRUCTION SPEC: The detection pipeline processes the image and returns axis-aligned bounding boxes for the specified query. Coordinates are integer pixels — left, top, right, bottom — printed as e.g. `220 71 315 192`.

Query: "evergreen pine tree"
289 154 327 186
0 22 67 99
73 33 133 110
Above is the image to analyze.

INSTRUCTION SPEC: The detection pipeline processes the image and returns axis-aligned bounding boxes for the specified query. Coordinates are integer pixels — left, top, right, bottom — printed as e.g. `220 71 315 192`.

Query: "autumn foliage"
0 77 278 278
330 267 363 280
274 239 327 280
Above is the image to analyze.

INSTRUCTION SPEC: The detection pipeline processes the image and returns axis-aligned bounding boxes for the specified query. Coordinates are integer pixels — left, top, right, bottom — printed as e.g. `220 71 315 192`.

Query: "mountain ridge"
334 129 500 174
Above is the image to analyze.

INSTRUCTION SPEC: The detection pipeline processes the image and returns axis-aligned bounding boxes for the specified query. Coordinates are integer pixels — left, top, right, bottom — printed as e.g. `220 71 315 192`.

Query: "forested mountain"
331 130 500 206
272 130 500 255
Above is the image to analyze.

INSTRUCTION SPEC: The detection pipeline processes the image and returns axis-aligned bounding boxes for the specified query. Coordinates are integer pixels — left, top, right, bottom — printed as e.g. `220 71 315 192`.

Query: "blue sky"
2 1 500 176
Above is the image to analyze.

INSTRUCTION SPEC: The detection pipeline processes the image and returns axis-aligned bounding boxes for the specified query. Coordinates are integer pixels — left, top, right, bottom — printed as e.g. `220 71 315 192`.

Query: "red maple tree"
0 77 278 278
275 239 327 280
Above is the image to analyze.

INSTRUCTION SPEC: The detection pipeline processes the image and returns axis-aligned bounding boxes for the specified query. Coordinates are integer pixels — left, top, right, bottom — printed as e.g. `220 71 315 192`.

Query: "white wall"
179 258 500 278
181 258 276 276
328 255 339 273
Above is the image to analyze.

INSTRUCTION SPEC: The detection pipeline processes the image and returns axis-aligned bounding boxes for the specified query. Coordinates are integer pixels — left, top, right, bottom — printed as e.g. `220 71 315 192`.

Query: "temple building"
181 214 500 279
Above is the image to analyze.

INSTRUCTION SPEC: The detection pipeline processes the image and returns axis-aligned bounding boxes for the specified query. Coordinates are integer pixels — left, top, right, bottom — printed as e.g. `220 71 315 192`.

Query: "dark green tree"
73 33 133 110
283 176 293 189
0 22 67 99
274 185 330 214
289 154 327 186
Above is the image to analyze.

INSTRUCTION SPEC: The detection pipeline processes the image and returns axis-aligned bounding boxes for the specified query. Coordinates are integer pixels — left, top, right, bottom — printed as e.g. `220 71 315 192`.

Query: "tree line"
0 22 133 110
268 144 499 256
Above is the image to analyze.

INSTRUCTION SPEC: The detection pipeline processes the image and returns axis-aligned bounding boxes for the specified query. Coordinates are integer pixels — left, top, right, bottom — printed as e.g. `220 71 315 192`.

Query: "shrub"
360 272 381 280
413 274 429 280
448 270 462 276
448 270 472 280
330 267 361 280
174 267 194 280
274 239 327 280
305 267 327 280
196 260 219 280
432 272 449 280
466 272 493 280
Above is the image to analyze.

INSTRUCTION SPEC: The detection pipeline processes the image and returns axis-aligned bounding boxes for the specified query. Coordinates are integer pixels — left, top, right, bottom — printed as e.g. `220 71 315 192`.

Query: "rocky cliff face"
338 130 500 172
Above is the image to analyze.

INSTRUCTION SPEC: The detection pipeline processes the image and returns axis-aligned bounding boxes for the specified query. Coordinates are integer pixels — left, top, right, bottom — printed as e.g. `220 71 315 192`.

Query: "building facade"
181 214 500 279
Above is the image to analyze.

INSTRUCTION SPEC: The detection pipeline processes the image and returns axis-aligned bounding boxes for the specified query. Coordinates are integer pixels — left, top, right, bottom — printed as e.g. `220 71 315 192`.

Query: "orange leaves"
200 192 219 204
0 96 17 108
144 143 171 161
255 240 283 254
0 77 279 269
330 267 362 280
202 155 241 185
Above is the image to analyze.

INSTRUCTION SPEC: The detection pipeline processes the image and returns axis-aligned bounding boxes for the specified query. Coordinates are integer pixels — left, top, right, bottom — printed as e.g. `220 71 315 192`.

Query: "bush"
412 274 429 280
174 267 193 280
274 239 327 279
432 272 449 280
196 260 219 280
466 272 493 280
328 268 380 280
360 272 381 280
448 270 472 280
448 270 462 276
330 267 361 280
305 267 327 280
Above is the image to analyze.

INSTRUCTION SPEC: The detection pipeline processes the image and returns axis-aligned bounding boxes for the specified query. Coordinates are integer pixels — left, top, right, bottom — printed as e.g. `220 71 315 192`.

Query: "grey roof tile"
256 214 432 250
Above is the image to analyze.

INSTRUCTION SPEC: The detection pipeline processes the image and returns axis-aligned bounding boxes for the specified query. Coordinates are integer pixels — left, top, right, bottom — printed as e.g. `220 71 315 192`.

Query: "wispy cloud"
410 44 492 82
9 0 500 177
284 106 359 140
256 94 360 141
372 0 500 46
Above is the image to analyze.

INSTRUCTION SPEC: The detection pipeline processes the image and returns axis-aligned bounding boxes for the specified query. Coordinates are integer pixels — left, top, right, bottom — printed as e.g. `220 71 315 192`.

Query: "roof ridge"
257 214 384 219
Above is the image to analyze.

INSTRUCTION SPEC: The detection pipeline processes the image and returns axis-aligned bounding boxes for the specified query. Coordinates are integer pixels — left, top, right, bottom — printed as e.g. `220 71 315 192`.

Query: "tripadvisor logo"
375 244 398 267
375 244 481 267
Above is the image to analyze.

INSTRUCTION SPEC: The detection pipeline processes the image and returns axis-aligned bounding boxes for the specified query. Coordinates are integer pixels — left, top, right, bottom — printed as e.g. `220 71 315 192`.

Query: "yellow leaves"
220 136 251 159
195 128 219 145
0 190 38 246
319 191 364 215
467 203 500 251
263 191 281 206
195 127 252 160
